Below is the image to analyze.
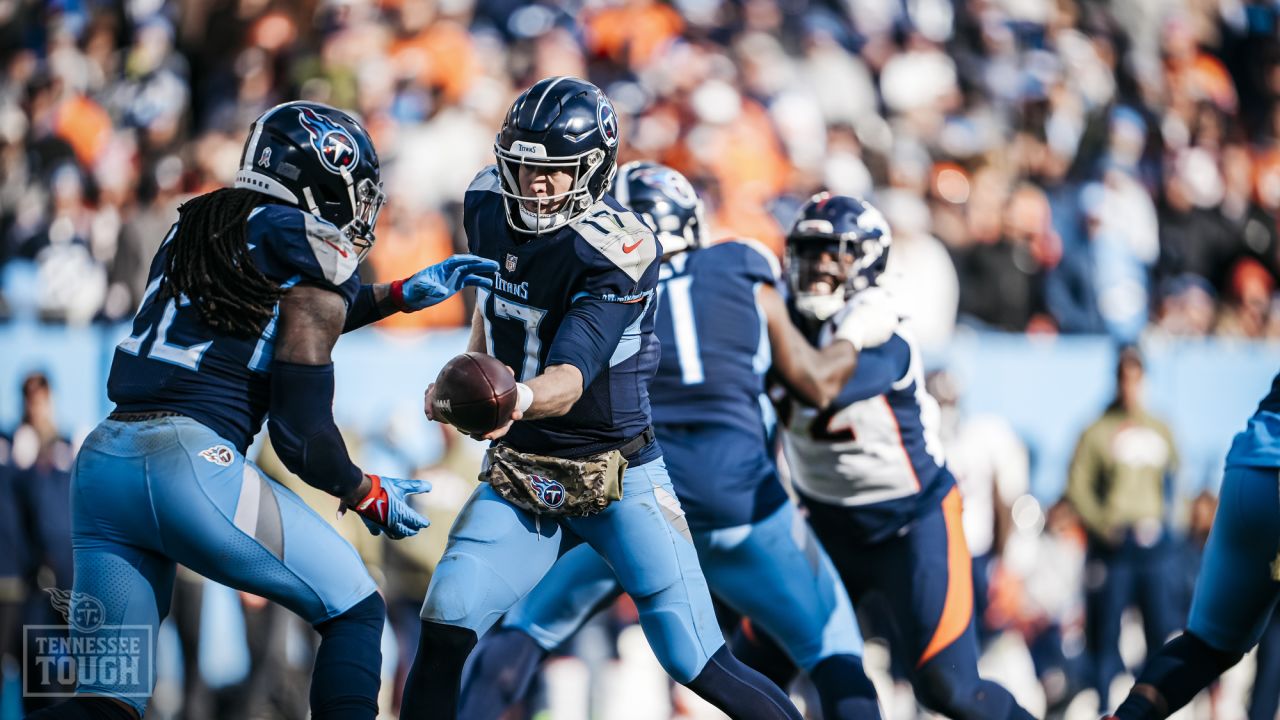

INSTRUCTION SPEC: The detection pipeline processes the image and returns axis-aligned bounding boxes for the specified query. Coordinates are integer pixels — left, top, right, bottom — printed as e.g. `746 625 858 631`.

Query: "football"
432 352 518 435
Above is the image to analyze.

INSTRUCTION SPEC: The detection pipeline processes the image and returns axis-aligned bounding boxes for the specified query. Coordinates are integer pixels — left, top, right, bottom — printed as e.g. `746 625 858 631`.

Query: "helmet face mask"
785 193 891 321
495 77 621 235
495 144 609 234
345 176 386 261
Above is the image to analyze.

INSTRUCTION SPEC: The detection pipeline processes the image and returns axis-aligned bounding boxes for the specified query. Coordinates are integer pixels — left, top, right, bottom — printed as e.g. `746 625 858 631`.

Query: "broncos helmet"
610 162 705 258
495 76 621 234
234 101 385 260
786 192 892 321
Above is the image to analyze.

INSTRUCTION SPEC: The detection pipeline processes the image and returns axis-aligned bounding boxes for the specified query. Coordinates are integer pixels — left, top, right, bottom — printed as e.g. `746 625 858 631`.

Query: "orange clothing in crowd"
1168 53 1238 114
55 95 113 167
367 211 467 329
704 100 790 208
391 20 479 105
585 0 683 68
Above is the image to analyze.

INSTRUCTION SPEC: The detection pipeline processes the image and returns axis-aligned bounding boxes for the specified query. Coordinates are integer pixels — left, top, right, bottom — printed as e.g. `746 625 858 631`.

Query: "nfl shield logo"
505 254 518 273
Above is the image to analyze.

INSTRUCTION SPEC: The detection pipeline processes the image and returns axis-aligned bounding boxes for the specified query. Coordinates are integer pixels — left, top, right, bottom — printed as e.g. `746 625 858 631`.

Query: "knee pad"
421 552 505 631
633 604 711 683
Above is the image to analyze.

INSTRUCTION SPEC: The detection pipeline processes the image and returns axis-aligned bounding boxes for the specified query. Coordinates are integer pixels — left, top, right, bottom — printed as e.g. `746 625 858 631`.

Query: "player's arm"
758 283 857 408
763 285 902 408
467 303 487 353
269 284 430 538
425 304 580 438
342 255 498 333
477 287 649 439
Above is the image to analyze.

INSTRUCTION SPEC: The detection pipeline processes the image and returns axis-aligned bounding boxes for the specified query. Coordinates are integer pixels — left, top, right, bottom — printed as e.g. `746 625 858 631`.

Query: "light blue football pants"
504 498 863 672
68 417 376 714
419 457 725 682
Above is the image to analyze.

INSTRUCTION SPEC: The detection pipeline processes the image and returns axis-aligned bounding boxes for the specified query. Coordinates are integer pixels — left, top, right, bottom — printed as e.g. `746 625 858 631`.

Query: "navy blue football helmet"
495 76 621 234
609 162 705 257
234 101 385 259
786 192 892 321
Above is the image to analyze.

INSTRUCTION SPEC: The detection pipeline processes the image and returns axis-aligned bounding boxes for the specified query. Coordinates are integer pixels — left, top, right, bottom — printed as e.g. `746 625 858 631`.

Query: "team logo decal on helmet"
298 107 360 175
597 98 619 148
635 166 698 209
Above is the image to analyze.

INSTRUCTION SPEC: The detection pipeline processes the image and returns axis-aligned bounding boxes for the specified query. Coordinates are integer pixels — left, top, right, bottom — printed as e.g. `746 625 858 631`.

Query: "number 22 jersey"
107 203 360 452
463 166 662 463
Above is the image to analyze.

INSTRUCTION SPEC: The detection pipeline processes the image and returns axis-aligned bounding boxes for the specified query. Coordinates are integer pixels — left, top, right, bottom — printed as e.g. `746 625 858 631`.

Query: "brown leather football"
432 352 518 435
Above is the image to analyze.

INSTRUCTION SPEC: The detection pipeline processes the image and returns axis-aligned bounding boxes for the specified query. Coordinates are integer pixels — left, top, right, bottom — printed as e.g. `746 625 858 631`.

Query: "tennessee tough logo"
298 107 360 175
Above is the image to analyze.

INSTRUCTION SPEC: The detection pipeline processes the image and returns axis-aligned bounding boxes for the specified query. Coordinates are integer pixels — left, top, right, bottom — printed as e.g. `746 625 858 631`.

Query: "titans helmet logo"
597 98 619 148
636 167 698 209
298 107 360 175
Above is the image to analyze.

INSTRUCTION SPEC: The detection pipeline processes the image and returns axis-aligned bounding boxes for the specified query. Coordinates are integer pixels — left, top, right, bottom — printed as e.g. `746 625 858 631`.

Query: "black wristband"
342 284 397 334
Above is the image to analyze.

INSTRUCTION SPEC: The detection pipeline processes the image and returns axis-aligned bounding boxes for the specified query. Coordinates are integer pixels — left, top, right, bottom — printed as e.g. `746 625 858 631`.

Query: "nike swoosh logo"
622 239 644 254
322 239 350 258
376 498 386 521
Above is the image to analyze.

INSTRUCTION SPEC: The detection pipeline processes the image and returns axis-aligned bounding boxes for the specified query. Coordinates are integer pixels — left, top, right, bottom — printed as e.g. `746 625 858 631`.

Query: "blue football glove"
395 254 498 312
350 474 431 540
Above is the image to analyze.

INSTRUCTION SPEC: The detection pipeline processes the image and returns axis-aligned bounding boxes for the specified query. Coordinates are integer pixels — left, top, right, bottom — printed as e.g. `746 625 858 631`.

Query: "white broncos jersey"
781 311 948 508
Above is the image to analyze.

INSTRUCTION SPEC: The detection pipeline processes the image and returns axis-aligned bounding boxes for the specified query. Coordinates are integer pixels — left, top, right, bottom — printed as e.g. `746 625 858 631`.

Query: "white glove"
833 287 900 351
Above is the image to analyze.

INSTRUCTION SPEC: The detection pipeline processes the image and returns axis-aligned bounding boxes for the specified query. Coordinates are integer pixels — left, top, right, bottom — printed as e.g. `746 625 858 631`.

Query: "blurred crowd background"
3 0 1280 716
2 0 1280 344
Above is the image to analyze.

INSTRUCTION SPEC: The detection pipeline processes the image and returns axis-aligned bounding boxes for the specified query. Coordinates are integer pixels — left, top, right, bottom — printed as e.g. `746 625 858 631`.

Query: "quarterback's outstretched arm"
450 306 586 439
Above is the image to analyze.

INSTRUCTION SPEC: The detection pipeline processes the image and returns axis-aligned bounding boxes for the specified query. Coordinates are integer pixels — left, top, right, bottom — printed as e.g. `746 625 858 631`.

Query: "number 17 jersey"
463 167 662 463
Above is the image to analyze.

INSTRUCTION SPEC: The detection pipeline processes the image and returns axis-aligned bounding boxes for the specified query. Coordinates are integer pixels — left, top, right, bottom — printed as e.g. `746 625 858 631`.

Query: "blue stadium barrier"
0 321 1275 501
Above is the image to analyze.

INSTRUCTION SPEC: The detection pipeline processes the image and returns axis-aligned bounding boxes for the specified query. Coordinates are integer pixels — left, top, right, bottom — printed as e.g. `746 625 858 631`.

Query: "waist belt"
108 410 184 422
618 426 656 460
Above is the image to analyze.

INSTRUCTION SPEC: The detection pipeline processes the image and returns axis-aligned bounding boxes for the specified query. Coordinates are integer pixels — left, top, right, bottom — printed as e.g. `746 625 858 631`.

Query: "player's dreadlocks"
161 187 283 338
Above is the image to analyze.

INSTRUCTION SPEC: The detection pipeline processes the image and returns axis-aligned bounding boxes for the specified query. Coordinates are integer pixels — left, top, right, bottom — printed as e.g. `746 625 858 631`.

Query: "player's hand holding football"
346 473 431 539
397 255 498 311
834 286 900 351
425 354 533 441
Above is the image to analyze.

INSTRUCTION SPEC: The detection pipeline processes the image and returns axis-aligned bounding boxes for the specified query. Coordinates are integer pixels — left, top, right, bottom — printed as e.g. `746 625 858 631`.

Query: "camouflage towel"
484 443 626 517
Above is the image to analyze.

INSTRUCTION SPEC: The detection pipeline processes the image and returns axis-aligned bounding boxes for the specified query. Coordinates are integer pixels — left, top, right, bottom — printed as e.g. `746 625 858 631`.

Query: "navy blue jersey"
650 241 778 434
781 317 955 543
1226 370 1280 468
108 204 361 452
648 240 787 529
463 167 661 462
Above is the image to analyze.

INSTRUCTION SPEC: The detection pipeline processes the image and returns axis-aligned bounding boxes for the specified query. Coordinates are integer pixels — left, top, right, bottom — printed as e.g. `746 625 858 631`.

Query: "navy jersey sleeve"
248 204 361 306
546 201 660 388
833 334 912 406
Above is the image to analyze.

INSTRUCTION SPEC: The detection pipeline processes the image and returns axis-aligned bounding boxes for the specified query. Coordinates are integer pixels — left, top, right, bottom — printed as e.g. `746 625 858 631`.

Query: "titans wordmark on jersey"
463 166 661 462
108 204 360 452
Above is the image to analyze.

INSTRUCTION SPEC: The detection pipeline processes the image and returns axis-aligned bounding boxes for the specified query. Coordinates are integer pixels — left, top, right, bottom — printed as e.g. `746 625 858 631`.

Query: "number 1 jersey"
463 166 662 463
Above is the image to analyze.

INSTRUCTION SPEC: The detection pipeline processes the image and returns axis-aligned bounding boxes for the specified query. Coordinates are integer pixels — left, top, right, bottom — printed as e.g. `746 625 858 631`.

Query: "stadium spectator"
6 372 75 711
1066 346 1180 712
